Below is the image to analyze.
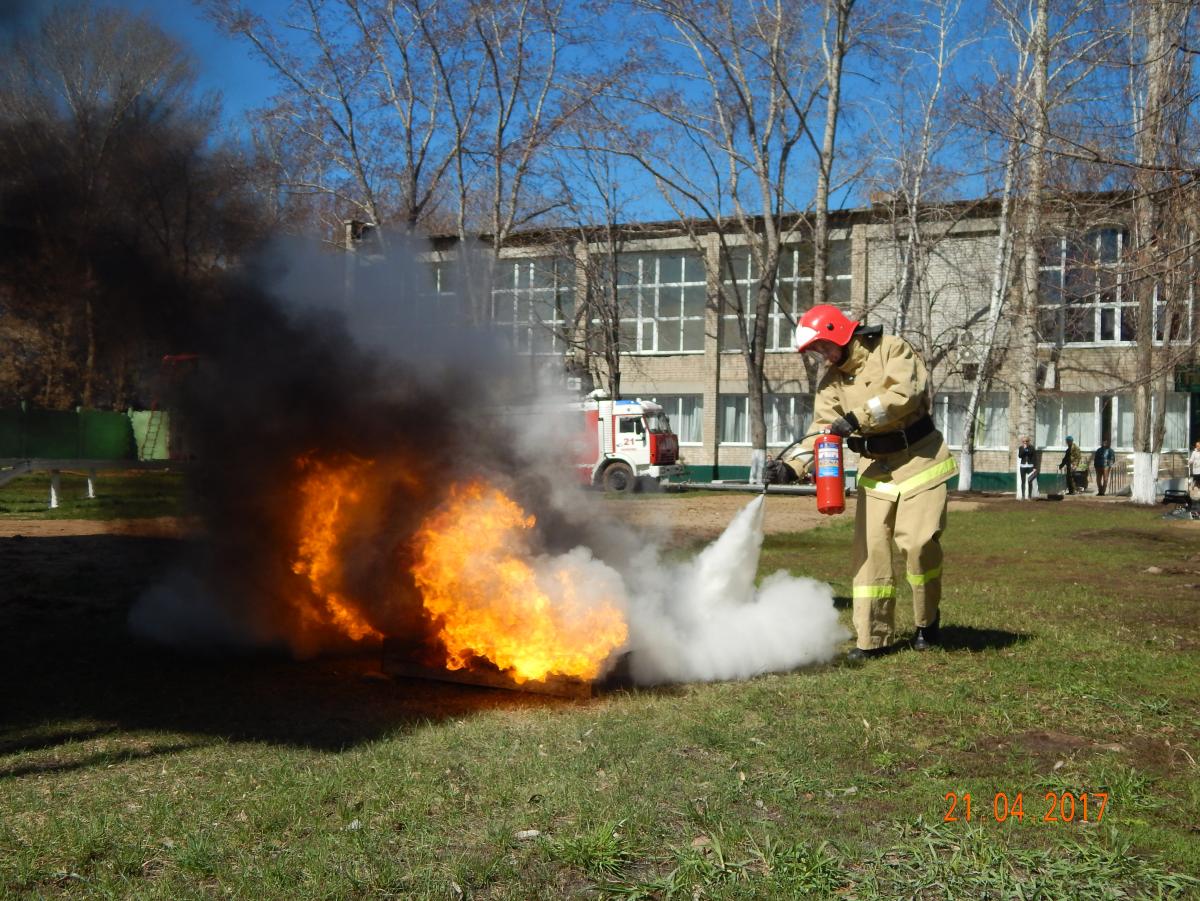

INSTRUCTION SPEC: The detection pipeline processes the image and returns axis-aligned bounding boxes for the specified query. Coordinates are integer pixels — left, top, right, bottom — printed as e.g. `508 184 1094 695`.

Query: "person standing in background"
1094 439 1115 496
1017 436 1038 499
1189 441 1200 492
1058 436 1082 495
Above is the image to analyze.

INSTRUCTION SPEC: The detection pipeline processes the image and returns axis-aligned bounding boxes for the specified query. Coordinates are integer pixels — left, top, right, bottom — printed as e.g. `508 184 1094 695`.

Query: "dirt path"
0 517 197 538
0 494 993 544
601 491 987 547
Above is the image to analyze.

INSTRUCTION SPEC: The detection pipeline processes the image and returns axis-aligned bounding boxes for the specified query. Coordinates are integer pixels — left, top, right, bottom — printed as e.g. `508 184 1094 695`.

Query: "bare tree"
0 2 250 409
213 0 601 299
990 0 1199 501
867 0 973 341
811 0 855 306
596 0 838 481
445 0 615 321
1126 0 1197 502
543 127 634 401
210 0 467 239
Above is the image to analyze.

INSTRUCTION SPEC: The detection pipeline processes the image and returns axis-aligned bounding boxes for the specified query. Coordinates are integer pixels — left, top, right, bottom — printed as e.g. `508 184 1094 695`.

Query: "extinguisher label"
817 444 841 478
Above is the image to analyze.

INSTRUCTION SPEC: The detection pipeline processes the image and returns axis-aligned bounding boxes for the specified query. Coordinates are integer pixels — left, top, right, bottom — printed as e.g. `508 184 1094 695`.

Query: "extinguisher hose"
772 429 826 463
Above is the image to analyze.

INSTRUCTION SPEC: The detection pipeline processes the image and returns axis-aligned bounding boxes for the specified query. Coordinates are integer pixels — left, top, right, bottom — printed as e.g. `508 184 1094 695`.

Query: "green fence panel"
22 410 80 458
0 410 23 457
0 409 140 460
80 411 136 460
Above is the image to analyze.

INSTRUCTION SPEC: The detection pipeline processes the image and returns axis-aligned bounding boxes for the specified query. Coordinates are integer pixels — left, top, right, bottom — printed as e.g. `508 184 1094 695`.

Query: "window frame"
609 251 707 355
651 394 704 445
491 256 575 356
933 392 1010 451
1036 229 1193 347
720 240 852 354
717 393 815 446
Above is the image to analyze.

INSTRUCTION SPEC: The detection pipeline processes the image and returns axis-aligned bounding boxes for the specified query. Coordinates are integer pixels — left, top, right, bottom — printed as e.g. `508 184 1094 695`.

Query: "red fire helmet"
793 304 859 352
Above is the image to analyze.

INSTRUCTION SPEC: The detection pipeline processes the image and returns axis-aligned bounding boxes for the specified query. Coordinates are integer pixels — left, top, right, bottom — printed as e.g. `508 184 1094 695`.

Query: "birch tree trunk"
1014 0 1049 467
1129 0 1184 503
812 0 854 307
957 134 1020 490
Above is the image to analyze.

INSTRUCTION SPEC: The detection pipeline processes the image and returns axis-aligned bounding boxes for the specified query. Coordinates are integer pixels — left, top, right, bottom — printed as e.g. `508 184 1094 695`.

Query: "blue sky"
110 0 284 126
18 0 1005 220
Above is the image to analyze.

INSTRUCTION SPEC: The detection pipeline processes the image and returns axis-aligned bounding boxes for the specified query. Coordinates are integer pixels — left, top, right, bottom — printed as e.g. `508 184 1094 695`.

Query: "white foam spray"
620 494 849 684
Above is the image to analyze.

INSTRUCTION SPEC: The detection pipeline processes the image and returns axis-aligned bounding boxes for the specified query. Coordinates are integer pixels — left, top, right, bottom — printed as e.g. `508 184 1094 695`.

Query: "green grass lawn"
0 471 189 520
1 498 1198 898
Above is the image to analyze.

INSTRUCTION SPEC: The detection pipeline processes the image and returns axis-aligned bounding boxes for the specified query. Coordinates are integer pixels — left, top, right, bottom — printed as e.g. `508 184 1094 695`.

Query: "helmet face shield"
793 304 859 352
793 324 820 351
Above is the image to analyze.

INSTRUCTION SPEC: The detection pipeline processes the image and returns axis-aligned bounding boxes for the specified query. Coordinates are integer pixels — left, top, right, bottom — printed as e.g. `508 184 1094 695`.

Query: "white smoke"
522 493 848 685
618 494 849 684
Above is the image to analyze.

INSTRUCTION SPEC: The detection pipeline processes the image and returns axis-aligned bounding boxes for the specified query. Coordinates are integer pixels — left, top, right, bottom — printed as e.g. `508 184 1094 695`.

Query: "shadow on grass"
0 534 579 766
938 625 1028 652
0 741 205 780
830 598 1027 652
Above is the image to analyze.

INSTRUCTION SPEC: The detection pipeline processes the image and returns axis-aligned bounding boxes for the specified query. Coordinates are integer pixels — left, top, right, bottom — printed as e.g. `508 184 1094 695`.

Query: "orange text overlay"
943 791 1109 824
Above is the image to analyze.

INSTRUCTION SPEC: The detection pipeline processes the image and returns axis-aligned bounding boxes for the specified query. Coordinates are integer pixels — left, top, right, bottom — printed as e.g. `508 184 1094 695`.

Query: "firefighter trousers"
851 482 947 650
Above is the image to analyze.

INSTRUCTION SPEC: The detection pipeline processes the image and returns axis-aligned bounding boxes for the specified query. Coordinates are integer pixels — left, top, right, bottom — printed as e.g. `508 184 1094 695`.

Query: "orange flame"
412 482 627 683
291 454 383 642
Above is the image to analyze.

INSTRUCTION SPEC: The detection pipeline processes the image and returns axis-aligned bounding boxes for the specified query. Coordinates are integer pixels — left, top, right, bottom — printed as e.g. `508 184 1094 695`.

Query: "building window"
653 394 704 444
612 252 706 354
719 394 749 443
718 394 813 444
492 257 574 354
766 394 814 445
1038 393 1190 451
934 393 1009 449
1038 229 1134 344
1036 394 1097 449
1165 393 1190 450
720 240 852 353
406 260 459 322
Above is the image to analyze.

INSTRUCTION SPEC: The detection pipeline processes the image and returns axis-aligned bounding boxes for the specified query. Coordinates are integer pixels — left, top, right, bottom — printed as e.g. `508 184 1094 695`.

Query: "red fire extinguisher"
813 432 845 515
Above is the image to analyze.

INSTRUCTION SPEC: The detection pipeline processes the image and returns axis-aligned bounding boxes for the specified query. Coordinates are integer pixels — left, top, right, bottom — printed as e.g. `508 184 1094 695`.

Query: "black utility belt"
847 415 935 458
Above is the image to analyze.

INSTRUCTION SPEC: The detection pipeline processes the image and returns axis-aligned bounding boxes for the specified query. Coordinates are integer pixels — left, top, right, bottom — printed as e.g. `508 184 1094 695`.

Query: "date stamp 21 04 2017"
943 790 1109 824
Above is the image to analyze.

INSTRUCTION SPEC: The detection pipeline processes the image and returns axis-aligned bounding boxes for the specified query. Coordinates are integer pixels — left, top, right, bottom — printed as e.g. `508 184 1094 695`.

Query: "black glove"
828 411 859 438
763 459 798 485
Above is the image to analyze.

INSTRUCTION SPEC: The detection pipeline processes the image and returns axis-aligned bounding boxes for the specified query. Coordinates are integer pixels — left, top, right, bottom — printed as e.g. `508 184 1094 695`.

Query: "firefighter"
763 305 957 661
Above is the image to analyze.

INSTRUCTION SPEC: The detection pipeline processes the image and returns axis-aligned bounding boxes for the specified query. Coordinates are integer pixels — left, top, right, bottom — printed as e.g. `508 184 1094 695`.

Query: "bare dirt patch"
0 517 197 539
602 493 852 547
603 491 985 547
1006 730 1125 756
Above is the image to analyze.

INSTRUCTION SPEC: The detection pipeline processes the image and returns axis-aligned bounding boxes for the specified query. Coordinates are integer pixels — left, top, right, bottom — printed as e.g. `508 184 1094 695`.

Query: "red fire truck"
570 394 684 491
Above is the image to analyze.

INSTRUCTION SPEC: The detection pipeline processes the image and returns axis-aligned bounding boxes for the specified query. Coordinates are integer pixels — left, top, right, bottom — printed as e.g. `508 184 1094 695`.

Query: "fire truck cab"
572 393 685 491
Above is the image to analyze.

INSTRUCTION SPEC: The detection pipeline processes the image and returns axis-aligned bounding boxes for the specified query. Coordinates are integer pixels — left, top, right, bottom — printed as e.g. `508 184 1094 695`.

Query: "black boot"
912 616 941 651
847 646 890 662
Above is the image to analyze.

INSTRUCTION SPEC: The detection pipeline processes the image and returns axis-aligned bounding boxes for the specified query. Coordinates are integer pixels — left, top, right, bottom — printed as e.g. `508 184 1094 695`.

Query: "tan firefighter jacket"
783 332 957 501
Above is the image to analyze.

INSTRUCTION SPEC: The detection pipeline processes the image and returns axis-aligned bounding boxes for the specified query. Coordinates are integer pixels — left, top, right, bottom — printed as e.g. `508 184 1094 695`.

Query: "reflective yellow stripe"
906 566 942 586
898 457 957 493
856 475 899 495
852 584 896 598
859 457 958 498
